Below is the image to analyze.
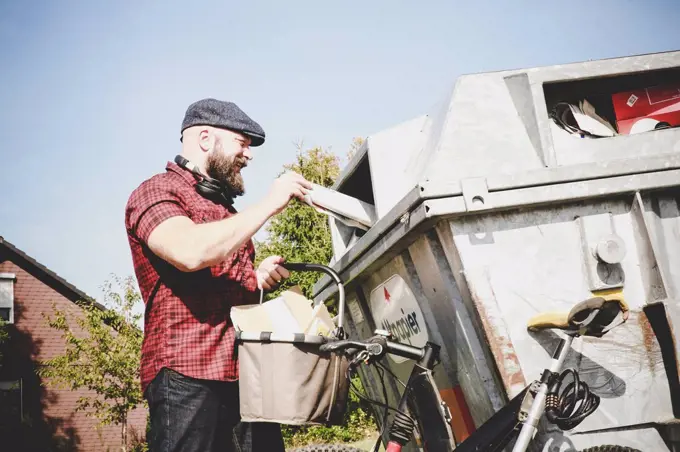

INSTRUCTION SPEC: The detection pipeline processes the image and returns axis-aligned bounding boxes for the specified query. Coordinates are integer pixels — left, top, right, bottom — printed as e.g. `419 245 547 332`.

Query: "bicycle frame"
382 334 575 452
455 334 574 452
383 342 456 452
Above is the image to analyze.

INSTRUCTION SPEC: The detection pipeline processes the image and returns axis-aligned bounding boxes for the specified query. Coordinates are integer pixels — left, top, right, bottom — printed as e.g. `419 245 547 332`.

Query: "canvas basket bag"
236 332 350 425
233 263 352 426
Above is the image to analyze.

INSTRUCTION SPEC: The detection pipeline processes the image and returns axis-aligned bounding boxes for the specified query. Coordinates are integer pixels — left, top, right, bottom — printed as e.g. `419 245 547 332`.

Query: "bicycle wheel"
580 446 642 452
287 444 366 452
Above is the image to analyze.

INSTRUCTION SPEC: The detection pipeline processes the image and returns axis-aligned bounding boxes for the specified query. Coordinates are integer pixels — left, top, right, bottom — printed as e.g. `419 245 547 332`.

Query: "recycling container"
313 50 680 451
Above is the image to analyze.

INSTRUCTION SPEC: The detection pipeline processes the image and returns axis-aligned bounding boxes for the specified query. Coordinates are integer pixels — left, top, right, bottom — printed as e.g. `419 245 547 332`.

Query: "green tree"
255 144 377 448
255 144 341 300
346 136 365 163
38 275 146 452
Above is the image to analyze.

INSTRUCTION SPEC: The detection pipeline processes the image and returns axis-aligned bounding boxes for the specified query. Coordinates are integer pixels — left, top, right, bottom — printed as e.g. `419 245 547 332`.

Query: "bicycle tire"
287 444 366 452
580 446 642 452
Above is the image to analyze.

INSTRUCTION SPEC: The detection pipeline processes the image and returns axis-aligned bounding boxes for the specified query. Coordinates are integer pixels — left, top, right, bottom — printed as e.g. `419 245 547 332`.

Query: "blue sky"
1 0 678 304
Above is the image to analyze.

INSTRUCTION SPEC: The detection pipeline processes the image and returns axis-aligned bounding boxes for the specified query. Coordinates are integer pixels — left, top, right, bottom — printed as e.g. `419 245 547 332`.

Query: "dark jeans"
145 367 286 452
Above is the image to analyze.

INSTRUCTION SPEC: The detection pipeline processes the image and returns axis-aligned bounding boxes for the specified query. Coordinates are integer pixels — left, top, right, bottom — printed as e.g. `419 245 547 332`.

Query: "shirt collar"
165 160 238 212
166 161 198 187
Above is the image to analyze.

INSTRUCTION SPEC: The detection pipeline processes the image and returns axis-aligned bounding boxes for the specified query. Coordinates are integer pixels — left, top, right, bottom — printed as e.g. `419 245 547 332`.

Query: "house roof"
0 236 106 312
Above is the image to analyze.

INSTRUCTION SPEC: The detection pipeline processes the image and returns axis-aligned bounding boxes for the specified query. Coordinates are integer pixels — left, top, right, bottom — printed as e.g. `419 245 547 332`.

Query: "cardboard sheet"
231 285 335 335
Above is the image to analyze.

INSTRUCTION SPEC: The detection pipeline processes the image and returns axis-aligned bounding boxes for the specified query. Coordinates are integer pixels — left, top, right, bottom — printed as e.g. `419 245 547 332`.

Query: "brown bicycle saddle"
527 296 629 337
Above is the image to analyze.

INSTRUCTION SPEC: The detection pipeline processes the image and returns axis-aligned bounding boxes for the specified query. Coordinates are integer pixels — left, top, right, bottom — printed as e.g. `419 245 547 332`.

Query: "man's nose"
243 148 253 160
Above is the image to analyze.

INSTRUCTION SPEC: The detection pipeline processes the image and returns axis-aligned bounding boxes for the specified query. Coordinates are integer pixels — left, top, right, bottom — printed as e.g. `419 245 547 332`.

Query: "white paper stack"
550 99 618 138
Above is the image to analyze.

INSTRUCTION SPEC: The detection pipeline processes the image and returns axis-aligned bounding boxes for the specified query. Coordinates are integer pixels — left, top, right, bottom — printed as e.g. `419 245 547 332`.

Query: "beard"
205 140 247 196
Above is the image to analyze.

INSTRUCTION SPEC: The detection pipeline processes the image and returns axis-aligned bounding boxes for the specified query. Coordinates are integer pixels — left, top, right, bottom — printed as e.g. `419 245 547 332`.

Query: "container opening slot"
337 153 375 206
543 66 680 138
328 153 375 259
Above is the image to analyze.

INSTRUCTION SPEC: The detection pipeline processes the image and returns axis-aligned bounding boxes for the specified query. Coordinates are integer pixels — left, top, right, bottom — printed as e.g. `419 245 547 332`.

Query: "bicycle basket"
234 262 351 426
235 331 350 425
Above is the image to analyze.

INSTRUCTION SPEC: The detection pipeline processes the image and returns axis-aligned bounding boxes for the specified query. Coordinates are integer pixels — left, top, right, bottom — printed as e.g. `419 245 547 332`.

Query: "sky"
0 0 679 306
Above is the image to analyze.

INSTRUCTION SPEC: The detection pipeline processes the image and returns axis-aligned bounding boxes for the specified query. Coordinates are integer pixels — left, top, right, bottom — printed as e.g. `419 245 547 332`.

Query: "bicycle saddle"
527 296 629 337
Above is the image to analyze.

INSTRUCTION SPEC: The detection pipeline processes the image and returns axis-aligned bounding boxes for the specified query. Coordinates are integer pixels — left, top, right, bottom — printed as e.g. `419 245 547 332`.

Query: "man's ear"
198 128 214 152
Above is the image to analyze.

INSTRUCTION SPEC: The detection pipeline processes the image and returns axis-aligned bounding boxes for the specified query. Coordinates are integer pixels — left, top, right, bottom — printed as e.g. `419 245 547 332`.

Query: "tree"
346 136 365 163
254 143 377 448
255 144 341 300
38 275 146 452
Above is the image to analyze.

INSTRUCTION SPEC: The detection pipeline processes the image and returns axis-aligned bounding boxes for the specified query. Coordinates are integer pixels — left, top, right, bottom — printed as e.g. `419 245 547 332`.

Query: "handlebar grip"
319 343 337 353
320 340 365 353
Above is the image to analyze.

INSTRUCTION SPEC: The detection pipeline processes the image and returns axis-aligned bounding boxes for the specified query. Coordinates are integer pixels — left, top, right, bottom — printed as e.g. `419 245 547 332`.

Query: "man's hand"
263 172 313 216
256 255 290 291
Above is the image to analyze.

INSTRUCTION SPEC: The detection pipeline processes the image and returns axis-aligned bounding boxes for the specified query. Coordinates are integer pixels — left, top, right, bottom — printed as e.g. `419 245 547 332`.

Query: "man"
124 98 312 452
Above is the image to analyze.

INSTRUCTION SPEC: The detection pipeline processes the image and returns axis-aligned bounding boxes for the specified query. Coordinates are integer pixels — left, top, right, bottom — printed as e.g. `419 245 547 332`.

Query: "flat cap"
180 98 266 147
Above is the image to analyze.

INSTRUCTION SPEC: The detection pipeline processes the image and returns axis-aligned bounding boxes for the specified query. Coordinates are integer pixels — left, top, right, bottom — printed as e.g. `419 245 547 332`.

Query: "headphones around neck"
174 155 235 207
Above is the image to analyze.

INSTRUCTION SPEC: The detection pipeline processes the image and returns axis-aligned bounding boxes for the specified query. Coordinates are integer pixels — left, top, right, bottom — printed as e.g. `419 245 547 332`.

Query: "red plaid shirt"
125 161 259 393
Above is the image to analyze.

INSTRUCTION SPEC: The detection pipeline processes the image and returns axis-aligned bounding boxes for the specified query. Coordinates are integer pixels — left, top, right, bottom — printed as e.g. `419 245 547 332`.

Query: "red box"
611 82 680 134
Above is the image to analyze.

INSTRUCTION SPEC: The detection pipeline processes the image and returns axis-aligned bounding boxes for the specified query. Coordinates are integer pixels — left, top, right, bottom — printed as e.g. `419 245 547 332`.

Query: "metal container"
312 50 680 451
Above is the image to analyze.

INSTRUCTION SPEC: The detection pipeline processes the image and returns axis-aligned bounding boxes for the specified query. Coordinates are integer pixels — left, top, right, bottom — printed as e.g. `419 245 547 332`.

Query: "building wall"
0 256 147 452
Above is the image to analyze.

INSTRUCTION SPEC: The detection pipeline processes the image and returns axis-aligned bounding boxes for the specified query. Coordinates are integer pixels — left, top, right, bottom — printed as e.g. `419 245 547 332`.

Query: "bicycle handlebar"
320 335 426 362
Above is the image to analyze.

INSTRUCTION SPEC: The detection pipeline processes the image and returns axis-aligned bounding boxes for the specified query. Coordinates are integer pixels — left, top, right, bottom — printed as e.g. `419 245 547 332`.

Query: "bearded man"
124 98 312 452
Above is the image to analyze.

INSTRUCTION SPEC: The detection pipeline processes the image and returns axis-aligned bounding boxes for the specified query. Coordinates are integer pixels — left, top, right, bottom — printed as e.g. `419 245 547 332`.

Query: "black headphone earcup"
196 179 234 207
174 154 235 207
195 179 219 197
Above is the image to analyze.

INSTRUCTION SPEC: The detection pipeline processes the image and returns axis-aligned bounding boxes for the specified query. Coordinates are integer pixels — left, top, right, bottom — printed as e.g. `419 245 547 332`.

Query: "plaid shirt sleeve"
126 178 187 243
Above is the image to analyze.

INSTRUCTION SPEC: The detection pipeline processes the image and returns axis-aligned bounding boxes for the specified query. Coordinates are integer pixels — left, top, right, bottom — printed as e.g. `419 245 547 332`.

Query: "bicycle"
283 265 640 452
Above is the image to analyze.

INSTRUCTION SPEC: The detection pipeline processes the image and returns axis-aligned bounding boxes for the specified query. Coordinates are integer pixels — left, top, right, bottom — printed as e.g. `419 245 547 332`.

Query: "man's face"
205 130 252 196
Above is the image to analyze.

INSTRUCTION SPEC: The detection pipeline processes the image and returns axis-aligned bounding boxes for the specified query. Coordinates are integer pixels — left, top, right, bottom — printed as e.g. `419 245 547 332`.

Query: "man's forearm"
183 199 275 270
146 172 309 273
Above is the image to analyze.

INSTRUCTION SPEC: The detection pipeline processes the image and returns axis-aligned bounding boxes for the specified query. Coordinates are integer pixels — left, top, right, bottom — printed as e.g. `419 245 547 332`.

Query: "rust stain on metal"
638 311 660 376
469 286 526 395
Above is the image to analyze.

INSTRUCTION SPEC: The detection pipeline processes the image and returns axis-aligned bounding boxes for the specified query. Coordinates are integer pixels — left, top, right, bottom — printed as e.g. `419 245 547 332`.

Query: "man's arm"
147 199 273 272
146 171 311 272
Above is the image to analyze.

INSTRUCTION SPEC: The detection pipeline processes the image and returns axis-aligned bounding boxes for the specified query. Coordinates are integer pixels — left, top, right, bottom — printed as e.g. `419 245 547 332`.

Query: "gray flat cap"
180 98 266 146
